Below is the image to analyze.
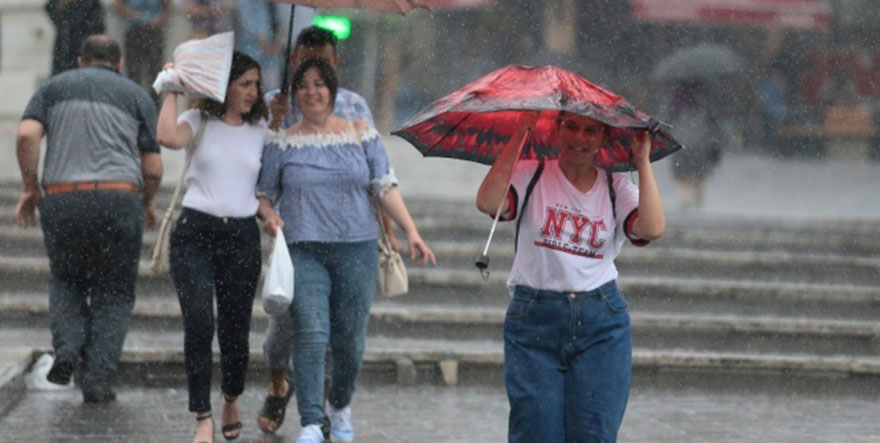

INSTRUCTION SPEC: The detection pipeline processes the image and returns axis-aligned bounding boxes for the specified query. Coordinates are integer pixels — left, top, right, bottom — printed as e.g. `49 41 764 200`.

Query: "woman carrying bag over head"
157 51 271 443
476 111 665 443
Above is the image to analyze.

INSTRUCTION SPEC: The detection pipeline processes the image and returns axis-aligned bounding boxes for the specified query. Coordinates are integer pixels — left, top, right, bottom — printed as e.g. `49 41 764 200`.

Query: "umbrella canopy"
392 65 682 172
272 0 425 13
653 44 748 83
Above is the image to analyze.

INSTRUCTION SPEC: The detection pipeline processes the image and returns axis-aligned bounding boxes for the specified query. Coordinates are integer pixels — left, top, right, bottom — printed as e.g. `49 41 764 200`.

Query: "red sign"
631 0 831 30
422 0 493 9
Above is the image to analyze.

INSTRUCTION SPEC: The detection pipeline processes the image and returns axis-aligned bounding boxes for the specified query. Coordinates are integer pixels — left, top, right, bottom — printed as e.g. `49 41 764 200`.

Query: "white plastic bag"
152 31 234 102
262 230 294 316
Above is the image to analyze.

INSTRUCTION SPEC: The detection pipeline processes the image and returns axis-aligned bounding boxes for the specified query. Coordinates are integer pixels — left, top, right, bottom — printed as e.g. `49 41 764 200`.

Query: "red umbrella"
392 64 682 172
393 65 682 275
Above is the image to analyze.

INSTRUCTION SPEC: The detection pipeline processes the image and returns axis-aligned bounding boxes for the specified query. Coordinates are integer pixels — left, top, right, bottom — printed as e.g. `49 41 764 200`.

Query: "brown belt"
44 181 139 195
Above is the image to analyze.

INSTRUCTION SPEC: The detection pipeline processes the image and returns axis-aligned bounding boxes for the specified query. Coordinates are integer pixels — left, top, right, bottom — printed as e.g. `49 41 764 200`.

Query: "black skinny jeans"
170 208 262 413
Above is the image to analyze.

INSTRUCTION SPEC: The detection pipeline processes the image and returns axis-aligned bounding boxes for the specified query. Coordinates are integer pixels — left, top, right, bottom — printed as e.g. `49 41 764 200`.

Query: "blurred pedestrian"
111 0 170 93
183 0 231 39
256 57 435 443
255 25 402 436
45 0 105 75
15 35 162 402
475 111 665 442
754 65 788 152
234 0 282 91
156 51 268 443
664 80 725 210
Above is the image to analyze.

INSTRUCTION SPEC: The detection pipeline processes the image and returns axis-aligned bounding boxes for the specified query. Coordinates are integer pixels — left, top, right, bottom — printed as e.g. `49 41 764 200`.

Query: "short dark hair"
291 57 338 108
79 35 121 66
295 26 338 53
198 51 268 124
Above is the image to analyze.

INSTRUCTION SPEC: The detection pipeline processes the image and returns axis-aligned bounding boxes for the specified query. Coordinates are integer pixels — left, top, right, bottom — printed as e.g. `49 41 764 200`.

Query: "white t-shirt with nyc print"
500 159 647 295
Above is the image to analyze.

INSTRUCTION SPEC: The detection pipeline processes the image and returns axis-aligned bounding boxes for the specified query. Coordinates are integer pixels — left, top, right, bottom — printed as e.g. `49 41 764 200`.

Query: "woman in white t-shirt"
157 51 269 443
476 111 665 443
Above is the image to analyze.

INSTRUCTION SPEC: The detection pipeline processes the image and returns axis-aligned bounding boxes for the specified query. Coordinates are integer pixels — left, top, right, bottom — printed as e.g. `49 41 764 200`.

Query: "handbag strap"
373 200 395 254
160 113 208 223
346 120 395 253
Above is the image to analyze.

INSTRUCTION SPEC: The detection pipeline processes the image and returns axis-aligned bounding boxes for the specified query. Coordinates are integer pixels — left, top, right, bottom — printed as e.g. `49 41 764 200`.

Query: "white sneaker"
326 402 354 442
26 354 74 391
296 424 325 443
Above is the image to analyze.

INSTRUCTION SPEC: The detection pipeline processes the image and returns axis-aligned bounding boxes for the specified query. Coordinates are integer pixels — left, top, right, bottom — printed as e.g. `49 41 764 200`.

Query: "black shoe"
82 384 117 403
257 376 295 434
46 354 76 385
221 393 242 441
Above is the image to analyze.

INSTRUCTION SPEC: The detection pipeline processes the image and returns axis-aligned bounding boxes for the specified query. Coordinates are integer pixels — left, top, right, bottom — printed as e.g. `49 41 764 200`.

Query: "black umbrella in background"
652 44 749 83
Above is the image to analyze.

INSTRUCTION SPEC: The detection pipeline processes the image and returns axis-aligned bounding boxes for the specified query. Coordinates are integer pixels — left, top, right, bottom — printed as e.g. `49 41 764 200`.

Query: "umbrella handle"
280 7 297 94
474 128 532 281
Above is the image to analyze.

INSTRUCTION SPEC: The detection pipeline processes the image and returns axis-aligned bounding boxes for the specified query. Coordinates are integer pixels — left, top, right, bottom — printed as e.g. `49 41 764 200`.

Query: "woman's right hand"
261 210 284 237
257 197 284 236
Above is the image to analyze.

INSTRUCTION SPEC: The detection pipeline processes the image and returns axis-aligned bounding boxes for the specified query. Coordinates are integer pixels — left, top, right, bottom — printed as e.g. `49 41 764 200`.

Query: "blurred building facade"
2 0 880 160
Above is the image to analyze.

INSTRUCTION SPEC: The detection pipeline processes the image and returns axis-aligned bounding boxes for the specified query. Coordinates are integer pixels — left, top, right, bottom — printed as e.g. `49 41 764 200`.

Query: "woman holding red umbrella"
476 111 665 442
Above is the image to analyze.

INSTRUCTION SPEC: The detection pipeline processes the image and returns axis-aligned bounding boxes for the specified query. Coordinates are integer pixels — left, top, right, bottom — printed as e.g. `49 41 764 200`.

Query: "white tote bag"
262 230 294 316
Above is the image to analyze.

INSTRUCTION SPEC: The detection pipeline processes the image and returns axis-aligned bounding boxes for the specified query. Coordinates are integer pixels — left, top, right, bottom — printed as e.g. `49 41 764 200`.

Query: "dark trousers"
170 208 262 413
123 25 164 92
40 191 143 389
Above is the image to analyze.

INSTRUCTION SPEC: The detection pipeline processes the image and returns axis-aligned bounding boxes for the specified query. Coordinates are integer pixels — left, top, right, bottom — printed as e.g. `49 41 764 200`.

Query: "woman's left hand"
632 130 653 162
407 232 437 266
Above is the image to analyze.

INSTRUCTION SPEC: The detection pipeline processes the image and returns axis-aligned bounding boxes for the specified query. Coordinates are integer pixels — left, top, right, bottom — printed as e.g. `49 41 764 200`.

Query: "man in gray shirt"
15 34 162 403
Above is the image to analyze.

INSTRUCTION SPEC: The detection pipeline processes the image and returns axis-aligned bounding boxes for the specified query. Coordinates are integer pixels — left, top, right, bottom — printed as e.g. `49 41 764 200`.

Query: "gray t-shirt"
22 66 159 188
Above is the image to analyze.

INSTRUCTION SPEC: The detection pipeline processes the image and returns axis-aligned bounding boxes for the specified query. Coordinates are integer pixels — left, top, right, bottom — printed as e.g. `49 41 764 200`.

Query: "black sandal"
221 394 242 441
194 413 214 443
257 377 295 434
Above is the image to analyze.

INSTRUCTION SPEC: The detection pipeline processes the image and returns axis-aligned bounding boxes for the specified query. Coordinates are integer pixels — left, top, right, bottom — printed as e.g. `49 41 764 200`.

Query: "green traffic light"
313 15 352 40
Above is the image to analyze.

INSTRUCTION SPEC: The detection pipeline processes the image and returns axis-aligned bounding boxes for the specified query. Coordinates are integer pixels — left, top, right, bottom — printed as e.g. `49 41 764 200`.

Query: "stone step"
15 337 880 390
3 235 879 286
407 214 880 256
2 194 880 256
4 296 879 358
4 263 880 320
428 241 880 285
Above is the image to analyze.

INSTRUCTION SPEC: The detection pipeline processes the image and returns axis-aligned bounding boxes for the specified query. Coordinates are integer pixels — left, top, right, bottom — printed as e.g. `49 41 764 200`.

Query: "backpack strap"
606 169 616 221
514 160 545 253
606 169 618 244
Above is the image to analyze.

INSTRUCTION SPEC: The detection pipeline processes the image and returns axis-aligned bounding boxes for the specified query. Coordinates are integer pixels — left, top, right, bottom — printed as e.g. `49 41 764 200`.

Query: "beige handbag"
347 120 408 296
149 115 208 277
375 202 408 297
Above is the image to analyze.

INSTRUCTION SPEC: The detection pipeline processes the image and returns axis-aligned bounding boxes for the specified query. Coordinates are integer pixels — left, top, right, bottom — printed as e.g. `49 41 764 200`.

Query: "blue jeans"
289 241 378 428
504 281 632 443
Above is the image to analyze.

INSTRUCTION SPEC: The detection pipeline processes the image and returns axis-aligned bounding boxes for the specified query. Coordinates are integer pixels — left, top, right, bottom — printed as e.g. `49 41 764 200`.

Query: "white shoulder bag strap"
160 114 208 224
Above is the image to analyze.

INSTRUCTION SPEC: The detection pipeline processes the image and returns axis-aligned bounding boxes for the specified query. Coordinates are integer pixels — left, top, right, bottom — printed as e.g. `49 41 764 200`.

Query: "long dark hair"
290 57 338 107
198 51 268 124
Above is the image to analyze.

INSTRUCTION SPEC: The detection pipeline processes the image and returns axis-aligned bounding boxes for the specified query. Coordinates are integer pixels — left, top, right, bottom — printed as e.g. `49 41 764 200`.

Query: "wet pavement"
2 384 880 442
